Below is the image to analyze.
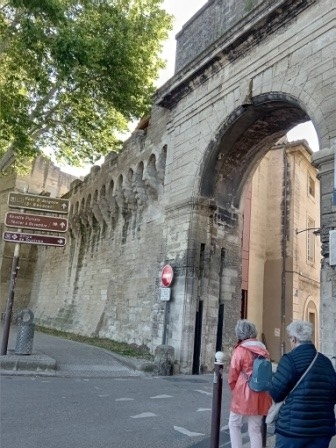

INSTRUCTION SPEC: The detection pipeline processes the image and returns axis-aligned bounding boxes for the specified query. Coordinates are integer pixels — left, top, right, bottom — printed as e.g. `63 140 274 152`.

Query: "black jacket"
268 342 336 438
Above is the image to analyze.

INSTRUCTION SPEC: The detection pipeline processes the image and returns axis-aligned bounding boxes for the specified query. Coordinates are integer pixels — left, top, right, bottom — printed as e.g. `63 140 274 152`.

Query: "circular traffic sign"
161 264 174 287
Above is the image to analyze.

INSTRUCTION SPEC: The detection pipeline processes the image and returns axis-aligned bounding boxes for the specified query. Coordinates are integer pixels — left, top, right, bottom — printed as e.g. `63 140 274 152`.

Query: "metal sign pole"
1 190 69 355
162 301 168 345
1 186 28 356
0 242 20 355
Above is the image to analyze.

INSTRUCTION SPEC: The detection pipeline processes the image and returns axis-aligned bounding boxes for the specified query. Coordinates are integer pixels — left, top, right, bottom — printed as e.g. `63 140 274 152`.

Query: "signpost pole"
0 242 20 355
1 186 28 355
162 301 168 345
160 265 174 346
1 189 69 355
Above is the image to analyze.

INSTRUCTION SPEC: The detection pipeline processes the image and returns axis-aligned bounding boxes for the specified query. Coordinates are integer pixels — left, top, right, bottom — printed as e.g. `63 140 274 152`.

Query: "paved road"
1 325 149 377
0 326 233 448
1 374 227 448
1 326 335 448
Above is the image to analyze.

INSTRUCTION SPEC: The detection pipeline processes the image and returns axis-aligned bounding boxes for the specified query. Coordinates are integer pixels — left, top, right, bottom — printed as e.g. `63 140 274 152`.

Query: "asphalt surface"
1 325 336 448
0 325 153 377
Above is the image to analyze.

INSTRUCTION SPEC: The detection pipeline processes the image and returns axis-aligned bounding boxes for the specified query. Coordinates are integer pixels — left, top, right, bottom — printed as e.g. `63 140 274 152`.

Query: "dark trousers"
275 434 332 448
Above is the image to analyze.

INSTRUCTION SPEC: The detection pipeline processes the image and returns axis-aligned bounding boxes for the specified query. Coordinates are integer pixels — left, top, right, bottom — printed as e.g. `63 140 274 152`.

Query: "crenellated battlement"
65 129 167 240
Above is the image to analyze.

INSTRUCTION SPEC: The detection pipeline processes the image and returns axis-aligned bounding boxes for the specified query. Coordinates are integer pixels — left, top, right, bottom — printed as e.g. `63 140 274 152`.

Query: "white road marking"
98 394 110 397
131 412 157 419
195 389 212 396
115 397 134 402
174 426 205 437
150 394 172 399
197 408 211 412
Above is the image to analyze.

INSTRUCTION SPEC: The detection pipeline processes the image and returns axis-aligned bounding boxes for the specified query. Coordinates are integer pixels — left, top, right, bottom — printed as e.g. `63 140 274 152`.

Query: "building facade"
243 140 320 362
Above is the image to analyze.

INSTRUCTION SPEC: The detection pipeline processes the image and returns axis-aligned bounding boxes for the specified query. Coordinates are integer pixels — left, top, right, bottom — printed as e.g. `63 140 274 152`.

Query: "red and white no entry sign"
161 264 174 287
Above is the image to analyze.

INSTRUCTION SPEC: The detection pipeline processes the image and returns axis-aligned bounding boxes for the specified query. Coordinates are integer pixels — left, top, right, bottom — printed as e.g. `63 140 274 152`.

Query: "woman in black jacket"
268 320 336 448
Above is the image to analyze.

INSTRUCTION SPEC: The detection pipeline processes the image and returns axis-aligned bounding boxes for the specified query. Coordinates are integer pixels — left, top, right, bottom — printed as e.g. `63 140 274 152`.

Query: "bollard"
210 351 225 448
154 344 174 376
261 416 267 447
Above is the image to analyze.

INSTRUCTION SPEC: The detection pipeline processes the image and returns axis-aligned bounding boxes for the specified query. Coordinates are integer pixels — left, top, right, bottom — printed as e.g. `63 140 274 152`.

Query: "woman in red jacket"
228 319 272 448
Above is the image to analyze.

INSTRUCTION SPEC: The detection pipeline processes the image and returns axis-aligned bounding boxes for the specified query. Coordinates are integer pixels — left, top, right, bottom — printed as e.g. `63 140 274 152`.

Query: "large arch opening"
200 93 310 206
194 93 321 369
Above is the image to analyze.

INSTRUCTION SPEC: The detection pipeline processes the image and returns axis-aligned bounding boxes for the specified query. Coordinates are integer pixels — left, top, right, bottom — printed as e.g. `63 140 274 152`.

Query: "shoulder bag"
266 351 318 425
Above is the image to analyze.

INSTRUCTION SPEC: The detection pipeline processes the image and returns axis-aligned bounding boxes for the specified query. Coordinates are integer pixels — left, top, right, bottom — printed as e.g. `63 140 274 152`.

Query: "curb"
105 351 155 373
0 348 155 376
0 350 57 375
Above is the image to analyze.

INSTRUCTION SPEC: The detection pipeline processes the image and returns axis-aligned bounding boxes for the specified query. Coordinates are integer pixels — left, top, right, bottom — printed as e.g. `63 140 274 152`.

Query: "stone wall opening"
193 93 319 368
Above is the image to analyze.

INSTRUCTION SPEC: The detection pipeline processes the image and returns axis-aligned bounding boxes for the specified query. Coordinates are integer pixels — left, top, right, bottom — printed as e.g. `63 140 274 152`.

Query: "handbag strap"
287 351 319 397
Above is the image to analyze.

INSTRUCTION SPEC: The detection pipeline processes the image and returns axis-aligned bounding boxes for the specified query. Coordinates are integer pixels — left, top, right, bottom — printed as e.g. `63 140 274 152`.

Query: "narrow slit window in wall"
307 217 315 263
308 174 315 198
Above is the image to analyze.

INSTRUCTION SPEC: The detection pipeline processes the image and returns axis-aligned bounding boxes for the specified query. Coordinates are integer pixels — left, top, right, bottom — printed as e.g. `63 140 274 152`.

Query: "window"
307 217 315 263
308 312 316 345
241 289 248 319
308 175 315 198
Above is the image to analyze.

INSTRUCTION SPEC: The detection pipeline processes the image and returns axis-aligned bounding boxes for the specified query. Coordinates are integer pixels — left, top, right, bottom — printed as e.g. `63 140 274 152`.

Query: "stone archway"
186 93 316 370
200 93 309 207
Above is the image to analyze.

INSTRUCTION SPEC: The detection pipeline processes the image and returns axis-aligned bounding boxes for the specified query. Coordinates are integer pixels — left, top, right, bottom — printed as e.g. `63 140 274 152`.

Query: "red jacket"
228 338 272 416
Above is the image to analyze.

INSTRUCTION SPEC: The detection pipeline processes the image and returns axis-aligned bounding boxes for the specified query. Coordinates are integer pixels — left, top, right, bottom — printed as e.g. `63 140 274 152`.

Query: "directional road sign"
5 212 68 232
3 231 66 247
8 192 69 214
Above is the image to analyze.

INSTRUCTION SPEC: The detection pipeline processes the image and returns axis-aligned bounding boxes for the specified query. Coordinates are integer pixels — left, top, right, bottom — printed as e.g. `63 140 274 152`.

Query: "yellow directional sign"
8 193 69 214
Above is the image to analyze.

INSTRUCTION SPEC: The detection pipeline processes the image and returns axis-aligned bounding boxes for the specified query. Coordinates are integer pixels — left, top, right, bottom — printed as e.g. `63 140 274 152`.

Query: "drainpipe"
334 141 336 205
281 149 289 356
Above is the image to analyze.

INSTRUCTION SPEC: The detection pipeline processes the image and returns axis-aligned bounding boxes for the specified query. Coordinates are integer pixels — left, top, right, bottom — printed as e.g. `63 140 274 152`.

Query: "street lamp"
295 227 321 235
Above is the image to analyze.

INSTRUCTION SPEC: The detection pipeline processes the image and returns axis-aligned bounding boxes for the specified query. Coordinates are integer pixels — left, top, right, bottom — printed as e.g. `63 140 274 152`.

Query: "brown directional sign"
3 231 66 247
5 212 68 232
8 192 69 214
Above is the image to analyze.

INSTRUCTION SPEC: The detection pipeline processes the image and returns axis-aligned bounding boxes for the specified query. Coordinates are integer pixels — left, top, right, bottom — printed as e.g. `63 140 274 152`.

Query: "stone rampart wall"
30 110 171 351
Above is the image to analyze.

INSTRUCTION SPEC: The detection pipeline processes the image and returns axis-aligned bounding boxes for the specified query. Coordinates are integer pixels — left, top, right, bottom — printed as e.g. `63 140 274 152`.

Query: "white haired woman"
268 320 336 448
228 319 272 448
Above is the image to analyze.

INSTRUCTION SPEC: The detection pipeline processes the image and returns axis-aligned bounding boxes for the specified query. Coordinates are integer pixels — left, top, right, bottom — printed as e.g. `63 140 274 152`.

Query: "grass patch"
35 326 154 360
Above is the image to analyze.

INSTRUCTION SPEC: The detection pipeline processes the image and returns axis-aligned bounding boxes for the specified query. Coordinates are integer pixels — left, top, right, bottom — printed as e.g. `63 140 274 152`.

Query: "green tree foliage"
0 0 172 168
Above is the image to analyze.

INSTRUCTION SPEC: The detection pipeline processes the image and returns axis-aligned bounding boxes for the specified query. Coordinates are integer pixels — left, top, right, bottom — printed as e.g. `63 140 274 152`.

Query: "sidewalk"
0 325 154 377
